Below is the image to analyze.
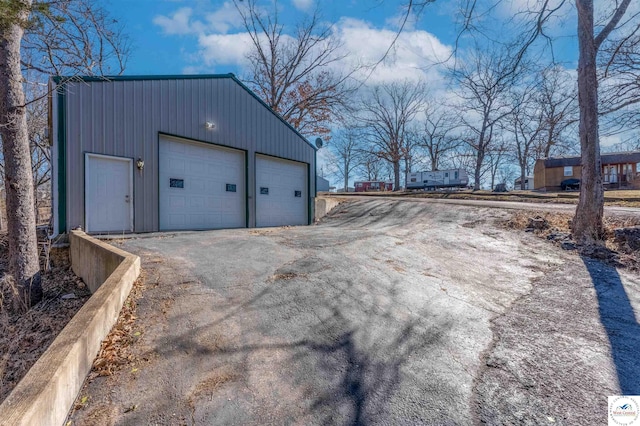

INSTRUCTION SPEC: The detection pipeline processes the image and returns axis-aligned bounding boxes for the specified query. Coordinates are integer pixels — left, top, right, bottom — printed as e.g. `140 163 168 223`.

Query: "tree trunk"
404 156 411 187
430 153 437 171
343 157 349 191
473 151 483 191
520 168 526 190
0 1 42 312
393 161 400 190
572 0 604 243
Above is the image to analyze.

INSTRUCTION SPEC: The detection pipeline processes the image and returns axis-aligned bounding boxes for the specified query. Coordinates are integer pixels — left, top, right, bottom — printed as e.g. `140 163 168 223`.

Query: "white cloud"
197 32 255 67
154 2 241 36
154 7 453 88
153 7 200 35
333 18 452 85
384 8 418 31
291 0 314 12
205 2 243 34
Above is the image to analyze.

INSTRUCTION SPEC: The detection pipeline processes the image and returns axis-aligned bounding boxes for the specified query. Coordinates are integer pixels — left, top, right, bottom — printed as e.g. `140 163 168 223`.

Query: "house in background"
514 176 534 190
354 181 393 192
49 74 317 235
317 176 330 192
533 151 640 191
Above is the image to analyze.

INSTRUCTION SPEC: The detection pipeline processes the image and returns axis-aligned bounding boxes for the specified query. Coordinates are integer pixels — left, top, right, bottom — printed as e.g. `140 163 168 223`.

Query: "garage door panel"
169 195 186 208
256 155 307 227
160 136 245 231
167 158 186 173
191 161 208 176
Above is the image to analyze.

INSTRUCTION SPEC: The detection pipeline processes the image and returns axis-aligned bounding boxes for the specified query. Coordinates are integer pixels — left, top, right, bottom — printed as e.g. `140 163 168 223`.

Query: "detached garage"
49 74 316 234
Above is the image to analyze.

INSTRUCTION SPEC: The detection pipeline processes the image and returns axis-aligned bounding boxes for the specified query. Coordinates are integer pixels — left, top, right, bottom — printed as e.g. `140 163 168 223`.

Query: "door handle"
125 195 130 203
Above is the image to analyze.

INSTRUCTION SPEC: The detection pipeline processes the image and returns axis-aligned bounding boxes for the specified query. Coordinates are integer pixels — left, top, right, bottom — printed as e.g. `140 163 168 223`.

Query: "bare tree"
452 44 522 190
234 0 352 137
485 142 510 190
572 0 634 242
456 0 635 240
497 163 518 190
0 0 40 311
26 85 50 222
0 83 50 215
357 81 425 189
0 0 128 311
360 153 387 181
21 0 128 76
329 123 363 192
418 102 461 171
505 74 549 190
533 66 578 159
599 23 640 134
397 0 637 241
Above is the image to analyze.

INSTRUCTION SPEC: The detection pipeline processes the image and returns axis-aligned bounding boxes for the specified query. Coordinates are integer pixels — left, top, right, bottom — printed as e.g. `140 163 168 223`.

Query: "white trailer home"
406 169 469 190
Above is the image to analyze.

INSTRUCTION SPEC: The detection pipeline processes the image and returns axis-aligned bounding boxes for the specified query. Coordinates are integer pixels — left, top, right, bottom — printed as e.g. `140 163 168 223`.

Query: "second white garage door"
159 136 245 231
256 155 308 227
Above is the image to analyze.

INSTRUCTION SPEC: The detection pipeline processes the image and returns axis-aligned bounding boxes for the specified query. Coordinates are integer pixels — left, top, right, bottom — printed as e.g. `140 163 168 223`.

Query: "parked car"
493 183 508 192
560 178 580 190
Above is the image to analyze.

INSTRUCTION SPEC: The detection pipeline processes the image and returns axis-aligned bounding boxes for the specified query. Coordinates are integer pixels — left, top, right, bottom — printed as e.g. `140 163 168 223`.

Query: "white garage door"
159 136 245 231
256 155 308 227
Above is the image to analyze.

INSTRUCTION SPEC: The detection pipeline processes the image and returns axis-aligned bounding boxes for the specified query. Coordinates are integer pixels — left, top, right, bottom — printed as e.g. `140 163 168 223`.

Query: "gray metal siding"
63 77 315 232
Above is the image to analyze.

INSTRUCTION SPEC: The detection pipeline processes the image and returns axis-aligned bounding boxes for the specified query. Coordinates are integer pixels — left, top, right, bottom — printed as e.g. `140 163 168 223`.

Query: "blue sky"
102 0 580 80
98 1 616 186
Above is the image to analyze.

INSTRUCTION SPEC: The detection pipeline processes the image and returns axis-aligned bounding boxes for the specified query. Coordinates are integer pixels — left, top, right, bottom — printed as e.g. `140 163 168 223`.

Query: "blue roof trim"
50 73 317 151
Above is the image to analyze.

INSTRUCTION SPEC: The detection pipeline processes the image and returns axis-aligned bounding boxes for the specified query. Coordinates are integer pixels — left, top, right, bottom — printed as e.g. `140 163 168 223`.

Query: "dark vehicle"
560 178 580 190
493 183 507 192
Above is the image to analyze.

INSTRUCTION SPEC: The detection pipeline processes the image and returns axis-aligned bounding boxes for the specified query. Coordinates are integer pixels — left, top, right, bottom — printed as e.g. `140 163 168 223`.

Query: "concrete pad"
67 199 640 425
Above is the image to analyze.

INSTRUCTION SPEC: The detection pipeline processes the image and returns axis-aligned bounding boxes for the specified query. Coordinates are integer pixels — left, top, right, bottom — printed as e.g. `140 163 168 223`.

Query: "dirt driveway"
69 199 640 425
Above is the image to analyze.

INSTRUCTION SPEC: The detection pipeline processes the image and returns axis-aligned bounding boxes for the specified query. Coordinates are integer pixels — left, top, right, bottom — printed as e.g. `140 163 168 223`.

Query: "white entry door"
159 136 245 231
85 154 133 233
255 155 308 227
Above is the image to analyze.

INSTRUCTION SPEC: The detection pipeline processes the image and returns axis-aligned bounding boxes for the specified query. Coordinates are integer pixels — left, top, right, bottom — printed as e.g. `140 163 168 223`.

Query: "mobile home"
406 169 469 190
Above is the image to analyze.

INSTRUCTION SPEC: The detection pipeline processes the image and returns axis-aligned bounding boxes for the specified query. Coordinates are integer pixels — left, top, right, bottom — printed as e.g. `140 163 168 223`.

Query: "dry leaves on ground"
0 242 90 403
89 272 146 379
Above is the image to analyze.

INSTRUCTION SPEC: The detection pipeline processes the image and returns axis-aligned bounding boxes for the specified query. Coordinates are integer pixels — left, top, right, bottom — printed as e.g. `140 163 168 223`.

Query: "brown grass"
345 189 640 207
503 210 640 269
504 210 640 235
503 211 573 233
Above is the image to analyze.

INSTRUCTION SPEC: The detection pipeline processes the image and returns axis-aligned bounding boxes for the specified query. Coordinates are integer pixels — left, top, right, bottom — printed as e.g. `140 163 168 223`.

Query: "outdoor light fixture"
205 121 216 130
136 158 144 171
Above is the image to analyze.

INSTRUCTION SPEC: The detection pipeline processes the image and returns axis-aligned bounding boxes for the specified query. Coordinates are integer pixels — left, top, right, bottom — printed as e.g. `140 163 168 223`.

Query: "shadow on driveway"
137 272 455 425
582 257 640 394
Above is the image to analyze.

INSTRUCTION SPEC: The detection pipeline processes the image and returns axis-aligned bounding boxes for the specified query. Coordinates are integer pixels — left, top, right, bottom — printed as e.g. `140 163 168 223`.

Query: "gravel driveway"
69 198 640 425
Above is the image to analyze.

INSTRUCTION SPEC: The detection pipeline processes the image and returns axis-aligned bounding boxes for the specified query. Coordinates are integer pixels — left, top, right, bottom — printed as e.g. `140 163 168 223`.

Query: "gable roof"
50 73 316 151
543 151 640 168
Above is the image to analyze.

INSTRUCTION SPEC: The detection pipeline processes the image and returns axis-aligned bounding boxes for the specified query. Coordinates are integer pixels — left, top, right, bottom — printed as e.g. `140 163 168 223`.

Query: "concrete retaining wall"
0 231 140 426
69 231 133 293
314 197 344 222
